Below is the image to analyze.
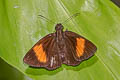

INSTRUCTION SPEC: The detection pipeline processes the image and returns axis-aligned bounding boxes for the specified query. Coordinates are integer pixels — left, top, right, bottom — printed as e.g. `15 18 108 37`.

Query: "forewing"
64 31 97 61
23 33 54 67
62 36 81 66
45 39 62 70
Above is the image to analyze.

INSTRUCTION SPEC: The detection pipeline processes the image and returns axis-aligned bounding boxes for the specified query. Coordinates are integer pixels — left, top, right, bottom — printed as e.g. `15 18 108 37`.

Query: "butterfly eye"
55 23 63 30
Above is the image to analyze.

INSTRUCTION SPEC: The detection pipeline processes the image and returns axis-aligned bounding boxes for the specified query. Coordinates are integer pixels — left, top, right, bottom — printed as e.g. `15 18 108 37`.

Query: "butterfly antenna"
38 15 55 24
61 13 80 24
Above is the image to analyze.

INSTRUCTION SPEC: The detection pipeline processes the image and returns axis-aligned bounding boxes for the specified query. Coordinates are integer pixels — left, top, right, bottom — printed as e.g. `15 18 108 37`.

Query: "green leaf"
0 0 120 80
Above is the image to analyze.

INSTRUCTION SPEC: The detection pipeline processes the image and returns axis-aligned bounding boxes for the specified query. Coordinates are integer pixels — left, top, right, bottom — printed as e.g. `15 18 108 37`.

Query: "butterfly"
23 23 97 70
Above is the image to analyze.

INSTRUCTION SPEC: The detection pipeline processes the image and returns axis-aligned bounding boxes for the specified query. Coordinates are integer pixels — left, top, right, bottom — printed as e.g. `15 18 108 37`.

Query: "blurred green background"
0 0 120 80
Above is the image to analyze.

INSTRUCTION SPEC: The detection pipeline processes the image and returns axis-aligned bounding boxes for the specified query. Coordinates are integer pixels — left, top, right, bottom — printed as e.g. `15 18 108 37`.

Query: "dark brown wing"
64 31 97 62
23 33 54 67
61 36 81 66
44 39 62 70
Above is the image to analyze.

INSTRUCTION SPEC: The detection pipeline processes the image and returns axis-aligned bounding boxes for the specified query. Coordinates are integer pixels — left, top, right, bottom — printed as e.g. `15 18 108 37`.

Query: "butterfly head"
55 23 63 31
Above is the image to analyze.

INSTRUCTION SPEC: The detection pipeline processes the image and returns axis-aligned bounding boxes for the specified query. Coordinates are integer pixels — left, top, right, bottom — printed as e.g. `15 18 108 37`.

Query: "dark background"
111 0 120 8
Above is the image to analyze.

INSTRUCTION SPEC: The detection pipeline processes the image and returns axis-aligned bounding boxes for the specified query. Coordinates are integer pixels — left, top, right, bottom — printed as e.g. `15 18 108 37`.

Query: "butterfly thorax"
55 23 67 62
55 23 64 42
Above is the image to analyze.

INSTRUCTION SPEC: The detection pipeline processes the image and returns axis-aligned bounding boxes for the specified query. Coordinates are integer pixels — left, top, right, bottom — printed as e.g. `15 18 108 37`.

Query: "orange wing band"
33 44 47 63
76 38 85 57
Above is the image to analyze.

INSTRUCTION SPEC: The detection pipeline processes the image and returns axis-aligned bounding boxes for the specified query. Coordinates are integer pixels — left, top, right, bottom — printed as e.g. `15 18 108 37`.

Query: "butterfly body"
23 23 97 70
